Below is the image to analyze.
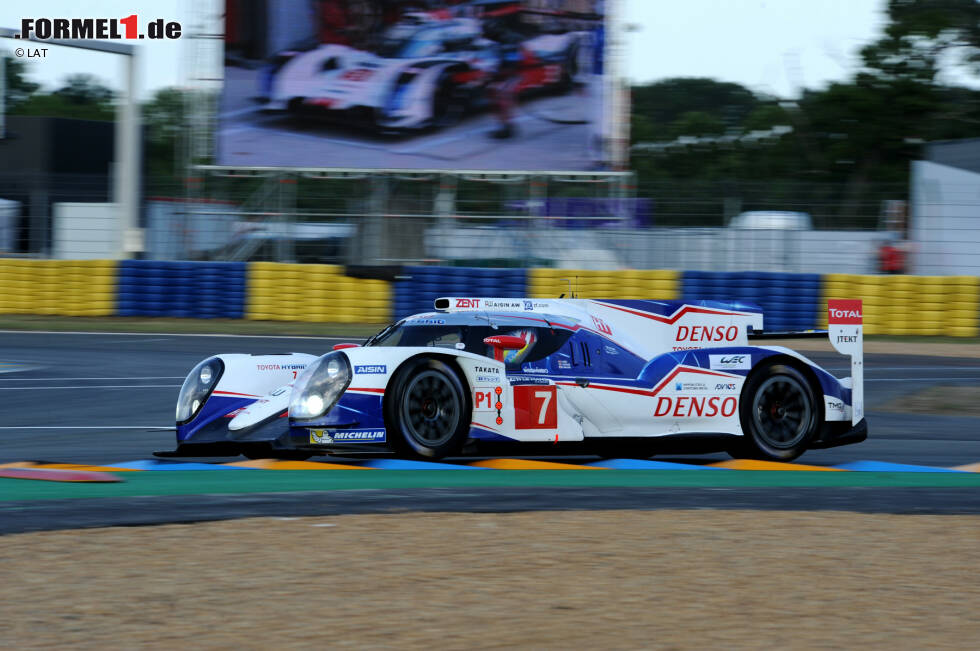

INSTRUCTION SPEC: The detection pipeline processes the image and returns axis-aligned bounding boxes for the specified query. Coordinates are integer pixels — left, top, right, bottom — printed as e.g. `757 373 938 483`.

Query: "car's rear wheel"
385 358 470 459
430 70 467 129
733 362 818 462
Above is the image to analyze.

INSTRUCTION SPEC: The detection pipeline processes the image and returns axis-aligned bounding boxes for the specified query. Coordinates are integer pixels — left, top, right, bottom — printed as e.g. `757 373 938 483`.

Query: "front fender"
176 353 316 443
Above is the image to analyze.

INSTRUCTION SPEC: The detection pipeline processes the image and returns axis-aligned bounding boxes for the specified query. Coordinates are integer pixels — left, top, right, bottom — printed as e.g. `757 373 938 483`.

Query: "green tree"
861 0 980 82
53 74 115 105
2 56 40 110
632 77 758 128
143 87 187 178
13 74 115 121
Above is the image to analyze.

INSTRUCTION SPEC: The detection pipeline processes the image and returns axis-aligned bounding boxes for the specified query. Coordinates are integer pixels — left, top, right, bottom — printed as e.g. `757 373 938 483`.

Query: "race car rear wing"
747 329 827 339
826 299 864 425
748 300 863 424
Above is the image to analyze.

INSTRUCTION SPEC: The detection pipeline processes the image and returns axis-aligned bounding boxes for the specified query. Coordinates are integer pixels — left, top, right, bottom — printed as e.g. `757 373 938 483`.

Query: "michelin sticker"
709 354 751 370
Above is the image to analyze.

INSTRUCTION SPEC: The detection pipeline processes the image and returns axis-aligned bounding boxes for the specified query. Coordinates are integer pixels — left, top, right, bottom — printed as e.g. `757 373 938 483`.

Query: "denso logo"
676 325 738 342
829 309 862 320
456 298 479 308
654 396 737 418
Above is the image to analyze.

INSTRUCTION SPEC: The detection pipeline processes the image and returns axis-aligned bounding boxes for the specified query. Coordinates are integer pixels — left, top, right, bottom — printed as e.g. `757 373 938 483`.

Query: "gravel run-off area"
2 510 979 649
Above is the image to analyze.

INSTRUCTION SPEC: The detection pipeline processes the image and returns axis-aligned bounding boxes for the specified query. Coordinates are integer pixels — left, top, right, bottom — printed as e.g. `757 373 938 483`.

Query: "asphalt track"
1 331 979 531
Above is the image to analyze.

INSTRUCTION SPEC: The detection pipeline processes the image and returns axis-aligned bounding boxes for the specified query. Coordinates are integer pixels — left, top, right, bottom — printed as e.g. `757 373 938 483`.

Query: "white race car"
261 13 584 130
160 297 867 462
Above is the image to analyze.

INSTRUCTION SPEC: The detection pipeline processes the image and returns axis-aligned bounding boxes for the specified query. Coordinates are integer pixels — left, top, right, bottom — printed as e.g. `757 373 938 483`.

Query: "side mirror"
483 335 526 350
332 343 361 351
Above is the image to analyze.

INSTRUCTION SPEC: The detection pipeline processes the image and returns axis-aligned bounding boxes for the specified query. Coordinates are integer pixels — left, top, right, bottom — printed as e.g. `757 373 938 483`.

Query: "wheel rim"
751 375 812 449
401 370 461 447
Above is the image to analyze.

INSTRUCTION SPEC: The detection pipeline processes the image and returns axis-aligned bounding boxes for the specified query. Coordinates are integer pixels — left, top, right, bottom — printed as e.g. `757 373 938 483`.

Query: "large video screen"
220 0 608 171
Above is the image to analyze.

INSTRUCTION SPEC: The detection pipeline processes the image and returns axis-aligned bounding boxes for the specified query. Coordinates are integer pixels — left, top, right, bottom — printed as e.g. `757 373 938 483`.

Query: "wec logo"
709 354 751 370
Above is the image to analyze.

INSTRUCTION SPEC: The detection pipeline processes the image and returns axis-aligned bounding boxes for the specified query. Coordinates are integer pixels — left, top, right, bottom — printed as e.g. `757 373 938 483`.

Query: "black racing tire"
385 357 470 459
733 362 819 462
429 70 468 130
558 45 579 92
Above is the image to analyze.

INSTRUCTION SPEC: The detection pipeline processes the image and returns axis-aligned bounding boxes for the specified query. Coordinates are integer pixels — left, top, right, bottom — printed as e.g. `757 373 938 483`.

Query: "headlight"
176 357 225 424
289 352 351 420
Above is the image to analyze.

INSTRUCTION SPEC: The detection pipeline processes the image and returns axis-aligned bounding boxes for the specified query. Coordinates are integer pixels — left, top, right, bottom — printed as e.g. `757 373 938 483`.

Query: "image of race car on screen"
160 297 867 463
262 10 585 131
220 0 606 169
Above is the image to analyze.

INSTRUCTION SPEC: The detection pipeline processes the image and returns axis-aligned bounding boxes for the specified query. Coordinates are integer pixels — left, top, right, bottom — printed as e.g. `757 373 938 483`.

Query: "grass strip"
2 469 980 501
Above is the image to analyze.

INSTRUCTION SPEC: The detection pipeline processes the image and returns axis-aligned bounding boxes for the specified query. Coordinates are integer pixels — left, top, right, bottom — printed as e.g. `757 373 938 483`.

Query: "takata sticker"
709 354 751 370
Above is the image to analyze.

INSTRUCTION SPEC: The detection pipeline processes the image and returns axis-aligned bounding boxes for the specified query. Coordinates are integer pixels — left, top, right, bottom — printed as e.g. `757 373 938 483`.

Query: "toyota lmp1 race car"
261 12 586 131
159 297 867 462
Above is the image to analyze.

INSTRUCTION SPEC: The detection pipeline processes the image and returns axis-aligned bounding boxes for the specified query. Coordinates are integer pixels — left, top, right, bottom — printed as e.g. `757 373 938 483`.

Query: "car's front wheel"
385 358 470 459
733 362 818 462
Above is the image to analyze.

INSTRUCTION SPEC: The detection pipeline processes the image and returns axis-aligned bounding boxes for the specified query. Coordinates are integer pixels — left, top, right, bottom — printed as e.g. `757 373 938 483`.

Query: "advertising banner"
219 0 608 171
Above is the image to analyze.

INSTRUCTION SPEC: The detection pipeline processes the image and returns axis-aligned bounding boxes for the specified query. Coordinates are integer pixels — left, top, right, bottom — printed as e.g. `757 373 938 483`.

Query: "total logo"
829 308 862 320
675 325 738 342
654 396 737 418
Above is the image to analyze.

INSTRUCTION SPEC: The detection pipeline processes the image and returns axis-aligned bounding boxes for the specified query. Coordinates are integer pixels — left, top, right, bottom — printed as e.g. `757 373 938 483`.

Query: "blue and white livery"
162 297 867 461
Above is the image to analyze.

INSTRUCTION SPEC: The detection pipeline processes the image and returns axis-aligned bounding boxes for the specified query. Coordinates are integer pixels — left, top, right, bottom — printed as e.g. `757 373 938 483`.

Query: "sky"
0 0 889 101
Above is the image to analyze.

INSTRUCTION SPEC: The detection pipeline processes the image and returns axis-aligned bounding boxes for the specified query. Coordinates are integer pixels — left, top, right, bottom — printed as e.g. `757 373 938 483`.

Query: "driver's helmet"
502 329 538 365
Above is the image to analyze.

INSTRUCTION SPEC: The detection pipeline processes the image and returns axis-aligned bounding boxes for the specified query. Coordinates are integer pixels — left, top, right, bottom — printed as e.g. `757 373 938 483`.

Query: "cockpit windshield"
367 322 572 367
377 25 444 58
